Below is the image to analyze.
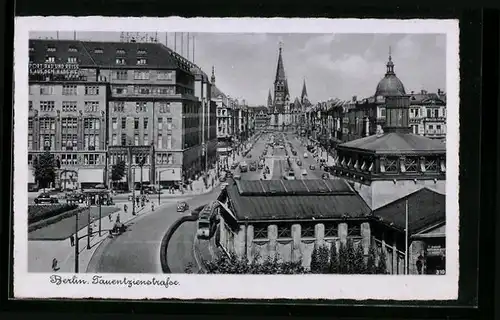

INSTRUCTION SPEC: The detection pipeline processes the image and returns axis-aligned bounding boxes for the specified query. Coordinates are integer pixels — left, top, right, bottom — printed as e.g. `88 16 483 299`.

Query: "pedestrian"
151 203 155 211
52 258 60 272
70 235 75 247
116 213 120 223
124 203 128 213
108 214 112 222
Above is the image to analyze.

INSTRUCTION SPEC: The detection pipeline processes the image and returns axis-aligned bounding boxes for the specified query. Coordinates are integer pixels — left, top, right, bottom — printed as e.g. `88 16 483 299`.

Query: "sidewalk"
28 201 170 273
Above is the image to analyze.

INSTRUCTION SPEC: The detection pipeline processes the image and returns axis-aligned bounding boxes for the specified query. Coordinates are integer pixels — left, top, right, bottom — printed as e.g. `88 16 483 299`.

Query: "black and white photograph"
13 17 459 300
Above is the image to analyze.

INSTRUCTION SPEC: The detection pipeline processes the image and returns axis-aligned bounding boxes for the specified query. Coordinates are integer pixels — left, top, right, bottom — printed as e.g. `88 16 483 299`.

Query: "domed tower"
375 47 406 98
331 48 446 210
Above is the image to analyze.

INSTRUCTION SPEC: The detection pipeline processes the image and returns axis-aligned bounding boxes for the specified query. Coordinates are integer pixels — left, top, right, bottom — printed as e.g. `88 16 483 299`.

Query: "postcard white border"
13 17 460 300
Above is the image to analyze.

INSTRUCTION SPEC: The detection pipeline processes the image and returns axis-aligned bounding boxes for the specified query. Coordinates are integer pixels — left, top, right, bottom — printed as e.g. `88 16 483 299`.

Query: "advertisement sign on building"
29 63 87 80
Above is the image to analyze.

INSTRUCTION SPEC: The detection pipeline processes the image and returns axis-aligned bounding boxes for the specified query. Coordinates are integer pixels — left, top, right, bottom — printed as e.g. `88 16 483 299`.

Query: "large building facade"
28 39 216 190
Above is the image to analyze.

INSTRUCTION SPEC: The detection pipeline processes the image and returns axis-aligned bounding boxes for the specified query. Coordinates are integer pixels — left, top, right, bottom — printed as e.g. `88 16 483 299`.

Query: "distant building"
268 44 292 130
211 66 233 141
250 106 271 131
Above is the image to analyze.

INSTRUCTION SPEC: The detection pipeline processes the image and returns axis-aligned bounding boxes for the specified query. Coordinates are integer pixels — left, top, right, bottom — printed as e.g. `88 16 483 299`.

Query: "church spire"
267 89 273 107
301 78 308 102
211 65 216 84
386 46 395 75
275 42 286 81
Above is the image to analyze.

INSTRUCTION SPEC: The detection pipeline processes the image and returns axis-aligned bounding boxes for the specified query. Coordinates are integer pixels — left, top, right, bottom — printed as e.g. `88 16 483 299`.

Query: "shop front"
79 168 104 190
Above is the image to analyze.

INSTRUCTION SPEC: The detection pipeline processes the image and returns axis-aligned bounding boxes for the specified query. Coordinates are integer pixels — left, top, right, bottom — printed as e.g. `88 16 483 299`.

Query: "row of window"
33 46 150 55
28 133 101 151
110 132 172 149
337 156 446 174
32 85 101 96
115 58 148 66
110 117 173 130
112 101 171 114
30 100 102 113
112 70 174 81
107 152 176 166
253 223 362 240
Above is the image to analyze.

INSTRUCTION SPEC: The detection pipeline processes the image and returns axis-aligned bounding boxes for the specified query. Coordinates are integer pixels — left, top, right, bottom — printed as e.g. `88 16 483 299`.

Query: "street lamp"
86 195 91 250
132 166 136 216
157 169 174 206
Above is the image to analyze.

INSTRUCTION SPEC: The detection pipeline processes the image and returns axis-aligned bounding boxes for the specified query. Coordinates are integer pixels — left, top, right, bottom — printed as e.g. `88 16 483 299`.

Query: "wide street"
86 131 333 273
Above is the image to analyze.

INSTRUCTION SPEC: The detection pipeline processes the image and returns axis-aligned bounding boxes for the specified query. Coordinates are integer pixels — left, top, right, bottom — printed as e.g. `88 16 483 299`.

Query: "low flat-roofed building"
372 187 446 275
216 179 372 269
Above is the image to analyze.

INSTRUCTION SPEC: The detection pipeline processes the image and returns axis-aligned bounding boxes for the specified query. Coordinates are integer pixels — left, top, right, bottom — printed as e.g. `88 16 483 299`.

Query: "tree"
32 152 56 192
110 159 126 190
310 246 320 273
328 241 339 273
366 244 377 274
353 241 366 274
376 247 388 274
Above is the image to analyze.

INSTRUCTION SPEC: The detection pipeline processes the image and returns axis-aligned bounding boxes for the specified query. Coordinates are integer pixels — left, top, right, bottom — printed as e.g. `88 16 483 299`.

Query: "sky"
30 31 446 106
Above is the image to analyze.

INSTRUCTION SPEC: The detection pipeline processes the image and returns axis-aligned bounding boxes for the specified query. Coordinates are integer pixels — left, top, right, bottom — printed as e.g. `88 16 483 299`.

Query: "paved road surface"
166 220 198 274
87 187 222 273
234 133 271 180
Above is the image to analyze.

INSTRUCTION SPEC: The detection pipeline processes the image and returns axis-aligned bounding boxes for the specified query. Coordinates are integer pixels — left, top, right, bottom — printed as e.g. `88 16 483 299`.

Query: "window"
137 58 147 65
114 102 125 112
28 119 33 129
167 153 173 164
301 224 315 238
434 110 439 118
253 224 267 239
84 101 99 112
422 157 439 172
157 86 175 95
62 101 77 112
134 118 139 129
136 102 147 113
143 134 149 146
94 48 103 54
45 56 55 63
166 134 172 149
134 71 150 80
159 102 170 113
121 117 126 129
157 71 173 80
380 108 386 117
39 134 55 150
83 154 101 165
157 134 163 148
436 125 442 130
40 101 55 112
28 134 33 150
84 118 100 130
415 109 419 117
428 125 434 130
143 118 148 129
114 71 128 80
47 47 56 52
61 133 77 149
166 117 172 130
380 157 398 173
324 223 338 238
402 157 418 173
115 58 126 65
85 86 99 95
111 118 118 130
134 134 139 146
67 57 77 64
116 49 125 55
121 133 127 146
112 134 117 146
348 223 361 237
114 86 127 95
158 118 163 130
277 224 291 238
62 85 77 95
29 101 33 111
137 49 147 55
40 85 54 95
427 109 432 118
61 117 78 128
84 134 99 150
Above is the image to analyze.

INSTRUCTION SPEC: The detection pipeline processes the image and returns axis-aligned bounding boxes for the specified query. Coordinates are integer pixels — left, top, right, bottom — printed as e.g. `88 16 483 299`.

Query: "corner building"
28 39 210 190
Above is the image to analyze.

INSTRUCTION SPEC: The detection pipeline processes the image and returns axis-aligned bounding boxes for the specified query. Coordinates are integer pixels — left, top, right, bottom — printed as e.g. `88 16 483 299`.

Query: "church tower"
267 89 273 108
273 42 289 112
301 79 309 105
211 66 216 84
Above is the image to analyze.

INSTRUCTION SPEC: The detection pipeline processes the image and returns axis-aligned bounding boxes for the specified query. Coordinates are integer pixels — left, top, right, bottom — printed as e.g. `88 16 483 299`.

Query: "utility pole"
74 204 79 273
98 194 102 236
87 196 91 250
132 167 136 216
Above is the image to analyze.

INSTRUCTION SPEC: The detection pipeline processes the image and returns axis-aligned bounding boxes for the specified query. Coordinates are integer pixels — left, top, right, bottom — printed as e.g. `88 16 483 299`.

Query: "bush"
311 240 388 274
205 252 307 275
28 204 78 224
28 206 86 233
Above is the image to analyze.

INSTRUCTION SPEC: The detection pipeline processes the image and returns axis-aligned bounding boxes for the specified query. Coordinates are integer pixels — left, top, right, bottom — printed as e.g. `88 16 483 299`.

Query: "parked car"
292 150 297 156
302 169 308 176
258 161 265 169
240 161 248 172
234 174 242 180
296 160 302 166
34 193 59 204
177 201 190 212
309 164 316 170
304 153 309 158
230 162 239 169
322 173 330 179
246 154 252 158
220 182 229 190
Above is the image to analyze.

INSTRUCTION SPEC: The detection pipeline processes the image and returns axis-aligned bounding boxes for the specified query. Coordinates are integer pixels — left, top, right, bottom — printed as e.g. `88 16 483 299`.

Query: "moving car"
309 164 316 170
239 161 248 172
234 174 242 180
322 173 330 179
283 170 296 180
249 162 257 171
246 154 252 158
292 150 297 156
177 201 190 212
34 193 59 204
220 182 229 190
304 152 309 158
296 159 302 166
302 169 308 176
230 162 239 169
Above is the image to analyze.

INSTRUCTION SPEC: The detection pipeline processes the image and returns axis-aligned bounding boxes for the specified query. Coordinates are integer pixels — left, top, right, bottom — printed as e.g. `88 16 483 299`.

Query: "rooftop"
29 39 192 72
372 187 445 234
224 179 371 221
339 132 446 155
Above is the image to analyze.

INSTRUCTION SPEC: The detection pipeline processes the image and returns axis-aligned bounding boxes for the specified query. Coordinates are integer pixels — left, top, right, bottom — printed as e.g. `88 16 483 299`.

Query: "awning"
78 169 104 183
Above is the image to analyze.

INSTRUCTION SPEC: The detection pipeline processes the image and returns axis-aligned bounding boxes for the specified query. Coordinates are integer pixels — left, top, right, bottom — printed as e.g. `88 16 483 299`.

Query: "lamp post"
98 194 102 236
132 166 136 216
74 202 79 273
157 169 173 206
86 195 91 250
